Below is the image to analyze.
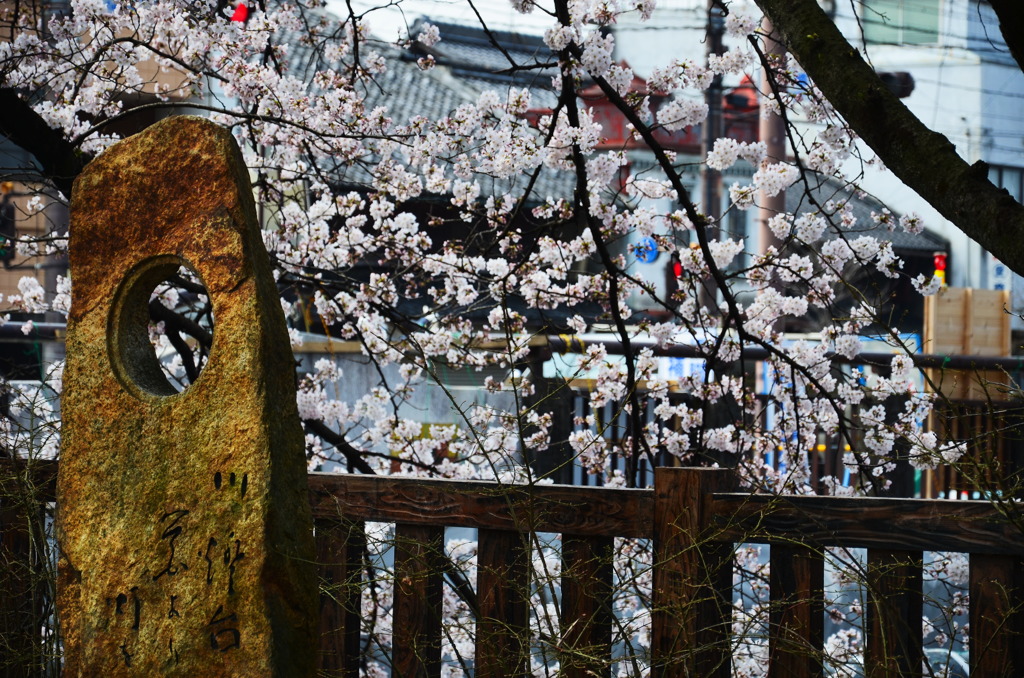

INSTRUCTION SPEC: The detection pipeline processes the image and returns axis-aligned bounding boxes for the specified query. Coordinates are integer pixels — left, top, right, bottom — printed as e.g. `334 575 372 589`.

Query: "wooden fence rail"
3 461 1024 676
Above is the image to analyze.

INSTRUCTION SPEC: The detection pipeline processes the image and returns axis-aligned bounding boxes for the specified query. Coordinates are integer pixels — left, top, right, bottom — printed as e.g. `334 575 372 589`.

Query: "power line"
909 76 1024 101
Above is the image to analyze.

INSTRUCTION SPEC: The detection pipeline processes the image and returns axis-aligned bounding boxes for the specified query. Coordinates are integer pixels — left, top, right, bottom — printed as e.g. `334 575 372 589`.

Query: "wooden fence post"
0 493 35 678
392 524 444 678
560 534 613 678
768 544 824 677
865 549 923 678
0 464 51 678
652 467 735 678
476 528 530 678
316 518 366 677
970 554 1024 677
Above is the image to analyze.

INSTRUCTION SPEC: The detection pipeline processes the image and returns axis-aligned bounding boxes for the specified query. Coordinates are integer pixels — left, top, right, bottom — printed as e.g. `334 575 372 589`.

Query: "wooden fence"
3 461 1024 676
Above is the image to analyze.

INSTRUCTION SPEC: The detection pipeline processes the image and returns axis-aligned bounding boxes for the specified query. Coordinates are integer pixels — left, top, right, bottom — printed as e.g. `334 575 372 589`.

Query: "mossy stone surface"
58 116 317 676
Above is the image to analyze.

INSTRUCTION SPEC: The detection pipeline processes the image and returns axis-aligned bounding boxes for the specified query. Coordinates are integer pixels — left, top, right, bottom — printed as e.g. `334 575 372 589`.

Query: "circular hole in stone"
148 265 214 392
109 256 214 398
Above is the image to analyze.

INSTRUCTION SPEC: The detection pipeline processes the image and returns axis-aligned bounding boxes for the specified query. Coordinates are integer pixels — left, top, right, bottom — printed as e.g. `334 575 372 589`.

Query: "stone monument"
57 116 317 675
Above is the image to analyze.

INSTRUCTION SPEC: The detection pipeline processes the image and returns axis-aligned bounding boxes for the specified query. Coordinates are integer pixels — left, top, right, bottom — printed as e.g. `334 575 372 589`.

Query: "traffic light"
230 1 248 22
879 71 915 99
933 252 947 286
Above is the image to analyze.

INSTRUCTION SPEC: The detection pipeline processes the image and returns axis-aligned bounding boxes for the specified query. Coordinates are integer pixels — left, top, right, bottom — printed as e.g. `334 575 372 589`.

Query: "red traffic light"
230 1 248 22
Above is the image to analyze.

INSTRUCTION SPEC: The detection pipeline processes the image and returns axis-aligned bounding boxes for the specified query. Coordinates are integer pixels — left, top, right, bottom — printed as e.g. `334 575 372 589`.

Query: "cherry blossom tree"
0 0 952 489
0 0 1008 674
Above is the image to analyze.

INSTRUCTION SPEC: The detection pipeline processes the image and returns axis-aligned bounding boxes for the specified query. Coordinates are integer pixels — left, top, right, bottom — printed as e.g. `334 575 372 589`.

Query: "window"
863 0 940 46
986 164 1021 290
724 207 751 272
989 165 1023 203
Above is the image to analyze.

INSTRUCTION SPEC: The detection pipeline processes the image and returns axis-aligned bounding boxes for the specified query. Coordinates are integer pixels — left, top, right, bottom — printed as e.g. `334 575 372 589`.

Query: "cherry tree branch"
989 0 1024 74
754 0 1024 276
553 0 655 486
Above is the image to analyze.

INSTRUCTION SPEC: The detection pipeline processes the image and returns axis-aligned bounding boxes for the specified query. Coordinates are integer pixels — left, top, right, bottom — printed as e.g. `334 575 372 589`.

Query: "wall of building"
0 185 54 303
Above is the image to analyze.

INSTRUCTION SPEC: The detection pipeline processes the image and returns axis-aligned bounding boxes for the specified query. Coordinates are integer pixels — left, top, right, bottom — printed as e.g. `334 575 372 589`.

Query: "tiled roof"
279 17 572 199
410 18 561 108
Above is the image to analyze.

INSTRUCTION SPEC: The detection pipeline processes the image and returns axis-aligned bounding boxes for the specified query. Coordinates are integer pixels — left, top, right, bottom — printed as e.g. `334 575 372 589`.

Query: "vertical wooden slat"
885 395 915 499
560 534 613 678
0 497 32 678
476 528 529 678
0 470 47 678
970 553 1024 677
651 467 734 678
865 549 923 678
393 523 444 678
995 410 1006 487
810 450 820 494
1005 406 1024 500
768 544 824 678
316 518 365 677
823 442 836 495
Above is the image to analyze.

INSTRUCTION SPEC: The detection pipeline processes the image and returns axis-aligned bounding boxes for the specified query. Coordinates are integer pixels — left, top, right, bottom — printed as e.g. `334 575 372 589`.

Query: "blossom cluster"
0 0 984 673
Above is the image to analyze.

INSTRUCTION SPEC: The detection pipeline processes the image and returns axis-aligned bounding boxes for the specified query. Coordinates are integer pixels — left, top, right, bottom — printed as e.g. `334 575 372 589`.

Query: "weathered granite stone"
57 116 317 676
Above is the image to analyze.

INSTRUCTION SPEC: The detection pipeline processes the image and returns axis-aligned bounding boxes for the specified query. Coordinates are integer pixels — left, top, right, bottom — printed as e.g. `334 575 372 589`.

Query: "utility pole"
701 0 735 468
702 0 726 245
699 0 726 318
758 18 786 256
